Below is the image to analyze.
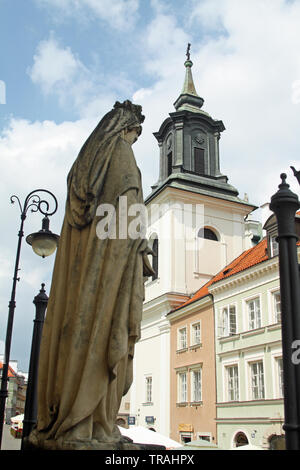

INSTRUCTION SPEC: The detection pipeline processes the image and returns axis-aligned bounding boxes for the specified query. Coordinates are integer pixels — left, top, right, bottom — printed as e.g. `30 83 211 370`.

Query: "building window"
145 376 153 403
178 372 187 403
270 236 279 257
191 368 202 402
191 322 201 346
250 361 265 399
221 305 237 337
247 297 261 330
151 237 158 281
180 432 192 444
194 148 205 174
198 227 218 241
226 365 239 401
276 357 284 398
197 434 211 442
178 327 187 350
273 291 281 323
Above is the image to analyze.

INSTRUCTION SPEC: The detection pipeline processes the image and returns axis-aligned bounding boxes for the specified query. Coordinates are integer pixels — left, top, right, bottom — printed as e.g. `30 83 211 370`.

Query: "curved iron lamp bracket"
10 189 58 219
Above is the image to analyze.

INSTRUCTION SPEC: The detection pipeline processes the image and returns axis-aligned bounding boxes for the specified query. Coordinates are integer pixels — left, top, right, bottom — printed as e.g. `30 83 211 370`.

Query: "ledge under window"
219 333 240 343
190 401 203 407
241 327 265 338
176 402 188 407
267 323 281 332
176 347 188 354
189 343 202 351
142 402 153 406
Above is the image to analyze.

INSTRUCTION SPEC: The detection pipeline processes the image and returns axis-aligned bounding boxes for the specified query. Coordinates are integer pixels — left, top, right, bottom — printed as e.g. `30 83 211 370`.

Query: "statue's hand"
142 251 155 277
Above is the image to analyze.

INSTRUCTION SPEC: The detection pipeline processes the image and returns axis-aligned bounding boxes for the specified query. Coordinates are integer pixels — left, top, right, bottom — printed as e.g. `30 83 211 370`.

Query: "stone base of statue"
22 431 166 451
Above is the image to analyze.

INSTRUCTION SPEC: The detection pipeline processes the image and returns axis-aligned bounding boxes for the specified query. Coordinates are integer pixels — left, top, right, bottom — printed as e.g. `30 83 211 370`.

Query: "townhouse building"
0 359 24 423
210 236 285 449
168 291 216 444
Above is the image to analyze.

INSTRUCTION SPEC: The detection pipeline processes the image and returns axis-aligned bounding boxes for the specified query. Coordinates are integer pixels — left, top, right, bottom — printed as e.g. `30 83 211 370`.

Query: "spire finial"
173 43 205 112
186 43 191 61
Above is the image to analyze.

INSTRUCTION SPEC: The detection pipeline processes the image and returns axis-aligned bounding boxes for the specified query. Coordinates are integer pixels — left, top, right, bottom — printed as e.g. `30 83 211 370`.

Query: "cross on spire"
186 43 191 61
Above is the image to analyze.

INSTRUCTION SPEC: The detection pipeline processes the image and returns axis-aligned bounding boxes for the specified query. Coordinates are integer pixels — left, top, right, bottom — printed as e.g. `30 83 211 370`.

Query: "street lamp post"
270 173 300 450
21 283 49 447
0 189 59 449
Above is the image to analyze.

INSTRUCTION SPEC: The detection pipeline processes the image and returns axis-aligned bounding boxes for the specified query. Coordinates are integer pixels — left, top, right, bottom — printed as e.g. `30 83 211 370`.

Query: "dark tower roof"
146 45 256 212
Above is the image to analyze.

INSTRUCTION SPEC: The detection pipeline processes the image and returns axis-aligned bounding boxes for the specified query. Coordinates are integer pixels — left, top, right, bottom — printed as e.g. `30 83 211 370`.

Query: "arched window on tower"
198 227 218 241
195 226 222 276
152 237 159 281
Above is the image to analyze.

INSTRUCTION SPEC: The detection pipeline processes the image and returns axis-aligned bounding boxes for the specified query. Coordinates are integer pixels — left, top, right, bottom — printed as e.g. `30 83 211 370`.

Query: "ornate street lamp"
0 189 59 449
26 215 59 258
270 172 300 450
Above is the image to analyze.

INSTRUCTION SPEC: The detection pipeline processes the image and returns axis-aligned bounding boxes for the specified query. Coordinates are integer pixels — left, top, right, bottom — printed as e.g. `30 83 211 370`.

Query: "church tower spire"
173 43 204 112
146 43 256 215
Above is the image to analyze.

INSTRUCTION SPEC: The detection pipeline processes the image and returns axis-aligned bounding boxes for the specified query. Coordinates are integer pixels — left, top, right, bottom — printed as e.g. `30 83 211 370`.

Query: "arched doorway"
234 431 249 447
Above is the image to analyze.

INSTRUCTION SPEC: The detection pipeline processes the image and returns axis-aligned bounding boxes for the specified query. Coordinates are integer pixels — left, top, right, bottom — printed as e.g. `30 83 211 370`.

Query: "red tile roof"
175 238 269 310
0 361 17 378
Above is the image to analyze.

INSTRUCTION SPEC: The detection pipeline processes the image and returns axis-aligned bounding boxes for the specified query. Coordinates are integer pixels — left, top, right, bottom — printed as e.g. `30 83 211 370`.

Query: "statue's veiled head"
95 100 145 145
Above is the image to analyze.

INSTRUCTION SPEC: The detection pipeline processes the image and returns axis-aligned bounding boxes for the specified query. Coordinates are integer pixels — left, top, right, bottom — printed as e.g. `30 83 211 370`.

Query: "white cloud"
132 0 300 209
0 117 96 209
36 0 139 30
28 35 98 114
29 35 87 95
27 34 134 119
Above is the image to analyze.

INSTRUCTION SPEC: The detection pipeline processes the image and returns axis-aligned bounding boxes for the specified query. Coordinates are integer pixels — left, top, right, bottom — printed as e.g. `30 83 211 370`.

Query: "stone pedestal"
22 433 166 451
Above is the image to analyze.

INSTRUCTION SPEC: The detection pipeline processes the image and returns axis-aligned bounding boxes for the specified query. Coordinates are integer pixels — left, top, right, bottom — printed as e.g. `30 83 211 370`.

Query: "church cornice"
153 110 225 142
170 110 225 132
145 173 257 212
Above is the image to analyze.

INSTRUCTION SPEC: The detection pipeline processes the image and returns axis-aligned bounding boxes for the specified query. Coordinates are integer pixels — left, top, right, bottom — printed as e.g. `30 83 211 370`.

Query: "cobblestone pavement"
1 424 22 450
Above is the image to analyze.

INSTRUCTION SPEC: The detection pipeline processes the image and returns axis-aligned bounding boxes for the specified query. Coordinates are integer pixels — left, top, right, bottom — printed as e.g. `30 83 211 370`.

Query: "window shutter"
194 148 205 174
167 152 172 176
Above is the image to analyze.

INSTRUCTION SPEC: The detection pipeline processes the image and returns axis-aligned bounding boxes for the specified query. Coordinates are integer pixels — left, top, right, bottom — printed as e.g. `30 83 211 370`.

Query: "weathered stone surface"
23 434 165 451
27 100 154 450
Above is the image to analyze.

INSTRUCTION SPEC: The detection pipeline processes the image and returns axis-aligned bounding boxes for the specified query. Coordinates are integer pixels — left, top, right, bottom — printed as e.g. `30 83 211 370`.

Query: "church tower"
130 45 256 436
145 45 255 303
149 43 239 204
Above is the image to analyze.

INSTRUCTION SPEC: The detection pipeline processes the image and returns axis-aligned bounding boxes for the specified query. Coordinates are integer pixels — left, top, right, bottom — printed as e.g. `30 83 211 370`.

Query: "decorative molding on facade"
216 398 284 409
167 294 212 322
217 338 282 358
209 257 279 295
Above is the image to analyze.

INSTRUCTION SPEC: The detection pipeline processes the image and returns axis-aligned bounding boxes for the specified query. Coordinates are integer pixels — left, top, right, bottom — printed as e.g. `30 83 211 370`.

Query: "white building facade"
130 53 256 436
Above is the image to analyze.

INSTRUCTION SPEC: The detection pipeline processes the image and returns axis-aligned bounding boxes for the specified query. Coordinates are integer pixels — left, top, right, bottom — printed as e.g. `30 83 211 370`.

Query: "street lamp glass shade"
26 216 59 258
30 233 58 258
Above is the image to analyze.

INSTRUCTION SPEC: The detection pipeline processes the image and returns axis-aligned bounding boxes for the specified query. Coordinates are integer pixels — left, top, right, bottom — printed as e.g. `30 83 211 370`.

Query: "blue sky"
0 0 153 123
1 0 300 371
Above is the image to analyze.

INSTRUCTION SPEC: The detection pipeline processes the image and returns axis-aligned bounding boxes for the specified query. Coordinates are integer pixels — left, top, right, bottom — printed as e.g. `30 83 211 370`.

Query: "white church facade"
129 50 258 436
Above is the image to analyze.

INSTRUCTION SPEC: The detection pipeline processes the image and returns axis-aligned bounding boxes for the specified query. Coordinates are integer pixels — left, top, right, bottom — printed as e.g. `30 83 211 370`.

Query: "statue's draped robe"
35 134 147 443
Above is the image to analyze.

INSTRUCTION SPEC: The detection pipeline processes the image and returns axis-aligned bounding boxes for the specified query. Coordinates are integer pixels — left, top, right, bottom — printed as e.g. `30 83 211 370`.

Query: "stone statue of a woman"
27 100 154 450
